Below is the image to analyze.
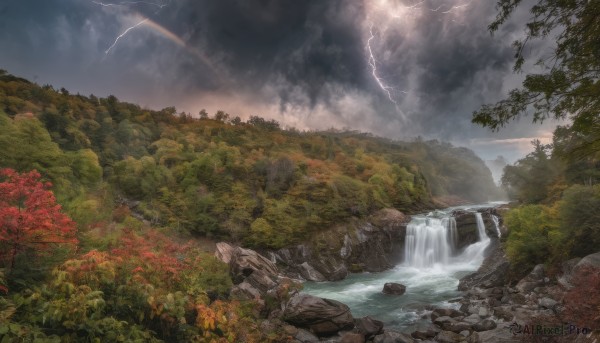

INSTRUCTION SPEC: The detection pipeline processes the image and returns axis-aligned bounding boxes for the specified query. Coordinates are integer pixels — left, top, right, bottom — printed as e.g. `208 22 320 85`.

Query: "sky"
0 0 562 167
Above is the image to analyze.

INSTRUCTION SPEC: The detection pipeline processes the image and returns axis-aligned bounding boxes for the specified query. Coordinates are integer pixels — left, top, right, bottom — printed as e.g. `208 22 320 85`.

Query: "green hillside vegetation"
0 70 500 250
0 70 501 341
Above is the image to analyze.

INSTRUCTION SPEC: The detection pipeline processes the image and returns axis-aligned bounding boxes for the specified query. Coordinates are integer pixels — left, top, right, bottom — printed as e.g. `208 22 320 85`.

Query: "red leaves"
0 168 77 270
563 266 600 328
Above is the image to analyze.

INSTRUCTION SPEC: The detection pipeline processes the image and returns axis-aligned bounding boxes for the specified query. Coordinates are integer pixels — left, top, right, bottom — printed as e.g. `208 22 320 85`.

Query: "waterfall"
457 212 490 264
491 215 501 238
404 211 491 268
474 212 488 241
404 214 457 268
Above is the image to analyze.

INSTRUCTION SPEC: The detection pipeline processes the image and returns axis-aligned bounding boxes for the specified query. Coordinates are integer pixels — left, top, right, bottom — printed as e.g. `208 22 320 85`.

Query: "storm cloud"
0 0 562 162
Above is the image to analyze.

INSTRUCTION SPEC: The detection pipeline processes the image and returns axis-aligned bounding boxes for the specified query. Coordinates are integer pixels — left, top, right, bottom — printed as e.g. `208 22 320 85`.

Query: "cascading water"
404 216 457 268
302 203 503 332
404 210 489 268
491 214 501 238
457 212 491 265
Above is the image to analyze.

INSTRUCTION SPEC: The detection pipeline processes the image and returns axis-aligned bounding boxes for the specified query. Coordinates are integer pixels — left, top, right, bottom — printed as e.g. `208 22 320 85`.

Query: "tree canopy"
473 0 600 159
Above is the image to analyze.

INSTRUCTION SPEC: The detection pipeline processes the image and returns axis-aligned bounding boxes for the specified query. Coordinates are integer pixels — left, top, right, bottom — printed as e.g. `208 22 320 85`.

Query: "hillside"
0 71 500 249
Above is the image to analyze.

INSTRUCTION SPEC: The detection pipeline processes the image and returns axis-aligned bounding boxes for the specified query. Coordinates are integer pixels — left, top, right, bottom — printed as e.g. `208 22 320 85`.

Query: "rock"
459 330 470 337
463 313 481 324
538 297 558 310
411 327 438 339
465 331 481 343
515 264 545 293
430 308 464 321
283 294 354 337
478 306 490 318
214 242 235 264
354 316 384 339
435 330 465 343
373 330 415 343
298 262 326 282
458 240 509 290
271 209 409 281
340 332 365 343
382 282 406 295
230 246 279 283
294 328 320 343
444 321 473 333
433 315 471 333
509 293 527 305
473 319 497 332
477 323 520 342
245 269 278 294
575 252 600 270
230 281 262 301
492 306 513 321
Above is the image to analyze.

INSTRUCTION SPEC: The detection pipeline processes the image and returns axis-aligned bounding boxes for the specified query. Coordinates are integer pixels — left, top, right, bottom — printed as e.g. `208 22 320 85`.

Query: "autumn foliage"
0 168 77 272
563 266 600 329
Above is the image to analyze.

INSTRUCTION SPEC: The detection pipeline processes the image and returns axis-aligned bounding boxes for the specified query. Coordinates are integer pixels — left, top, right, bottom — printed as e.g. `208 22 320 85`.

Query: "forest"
0 70 500 341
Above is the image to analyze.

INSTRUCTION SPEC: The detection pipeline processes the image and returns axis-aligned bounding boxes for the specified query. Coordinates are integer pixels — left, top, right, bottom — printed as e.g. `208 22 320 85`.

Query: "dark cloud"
0 0 563 164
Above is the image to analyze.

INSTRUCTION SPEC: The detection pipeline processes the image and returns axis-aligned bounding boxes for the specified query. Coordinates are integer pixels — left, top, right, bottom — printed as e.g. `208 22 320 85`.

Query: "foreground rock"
270 209 410 281
382 282 406 295
458 239 509 290
283 294 355 337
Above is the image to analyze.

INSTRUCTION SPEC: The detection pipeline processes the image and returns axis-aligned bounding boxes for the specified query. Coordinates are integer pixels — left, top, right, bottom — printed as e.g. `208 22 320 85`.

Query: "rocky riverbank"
213 205 599 342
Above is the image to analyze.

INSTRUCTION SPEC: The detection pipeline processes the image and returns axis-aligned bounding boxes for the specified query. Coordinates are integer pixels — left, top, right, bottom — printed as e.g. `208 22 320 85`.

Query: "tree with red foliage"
563 266 600 329
0 168 77 272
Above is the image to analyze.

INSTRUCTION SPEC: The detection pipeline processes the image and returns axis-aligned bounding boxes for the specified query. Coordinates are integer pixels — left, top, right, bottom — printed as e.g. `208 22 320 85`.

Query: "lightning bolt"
366 0 473 109
104 17 149 54
92 0 170 54
366 24 408 107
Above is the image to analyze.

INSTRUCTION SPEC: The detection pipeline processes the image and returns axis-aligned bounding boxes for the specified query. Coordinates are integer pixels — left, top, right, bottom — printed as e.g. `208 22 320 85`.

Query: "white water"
302 203 502 332
492 214 501 238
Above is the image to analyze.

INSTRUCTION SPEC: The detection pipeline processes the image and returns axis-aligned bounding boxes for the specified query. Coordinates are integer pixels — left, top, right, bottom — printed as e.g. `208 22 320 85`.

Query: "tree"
473 0 600 159
0 169 77 273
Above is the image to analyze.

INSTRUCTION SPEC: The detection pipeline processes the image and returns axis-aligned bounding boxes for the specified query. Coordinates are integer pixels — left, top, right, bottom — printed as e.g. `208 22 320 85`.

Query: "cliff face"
268 208 410 281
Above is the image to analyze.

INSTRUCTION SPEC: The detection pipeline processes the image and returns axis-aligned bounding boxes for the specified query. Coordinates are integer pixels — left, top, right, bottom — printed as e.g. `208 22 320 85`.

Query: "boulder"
430 308 464 321
538 297 558 310
492 306 513 321
382 282 406 295
283 294 355 337
473 319 497 332
230 281 262 301
477 323 521 343
411 327 439 340
556 258 581 289
298 262 326 282
433 316 472 333
340 332 365 343
373 330 415 343
245 269 278 294
458 240 509 290
435 330 465 343
354 316 384 339
214 242 235 264
229 246 279 283
294 328 320 343
575 251 600 270
515 264 546 293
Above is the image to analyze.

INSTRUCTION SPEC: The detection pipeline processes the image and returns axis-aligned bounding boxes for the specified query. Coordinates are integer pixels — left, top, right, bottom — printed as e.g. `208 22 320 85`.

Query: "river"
301 203 504 333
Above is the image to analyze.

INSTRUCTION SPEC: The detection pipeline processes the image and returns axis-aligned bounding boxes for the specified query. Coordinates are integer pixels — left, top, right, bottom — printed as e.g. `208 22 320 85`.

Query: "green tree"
473 0 600 159
558 184 600 258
